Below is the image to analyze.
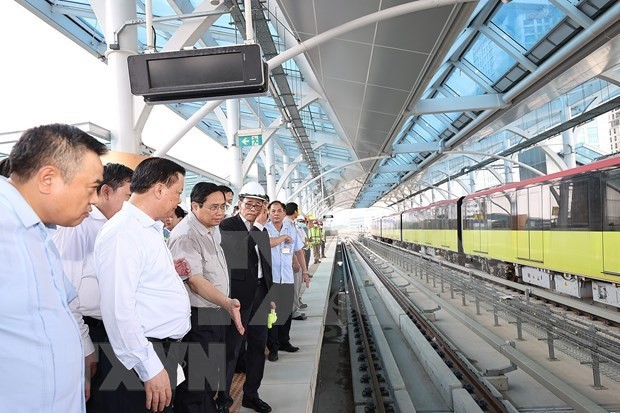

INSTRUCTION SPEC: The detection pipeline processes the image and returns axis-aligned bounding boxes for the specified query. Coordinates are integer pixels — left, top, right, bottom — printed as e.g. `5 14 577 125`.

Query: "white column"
282 154 291 200
265 138 276 201
105 0 139 153
561 95 576 169
226 99 242 192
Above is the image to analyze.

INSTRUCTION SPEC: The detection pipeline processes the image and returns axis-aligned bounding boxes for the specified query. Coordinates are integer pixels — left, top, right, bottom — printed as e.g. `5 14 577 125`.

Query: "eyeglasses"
198 203 230 213
242 201 263 210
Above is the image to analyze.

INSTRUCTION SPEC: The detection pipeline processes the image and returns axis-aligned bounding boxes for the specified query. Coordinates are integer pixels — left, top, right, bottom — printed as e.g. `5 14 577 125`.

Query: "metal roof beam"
370 177 401 184
392 142 441 154
376 164 416 173
410 94 508 115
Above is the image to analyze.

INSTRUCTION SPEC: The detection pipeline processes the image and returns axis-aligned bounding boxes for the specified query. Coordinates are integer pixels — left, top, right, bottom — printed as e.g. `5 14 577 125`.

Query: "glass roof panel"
411 125 434 142
490 0 566 51
419 115 447 135
444 68 486 97
463 35 517 83
149 2 175 16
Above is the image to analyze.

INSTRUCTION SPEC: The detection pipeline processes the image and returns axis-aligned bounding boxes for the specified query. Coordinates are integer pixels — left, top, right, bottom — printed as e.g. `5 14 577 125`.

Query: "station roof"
14 0 620 214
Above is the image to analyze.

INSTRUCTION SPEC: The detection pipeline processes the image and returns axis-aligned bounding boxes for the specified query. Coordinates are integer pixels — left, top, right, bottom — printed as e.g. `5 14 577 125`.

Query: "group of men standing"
0 123 322 413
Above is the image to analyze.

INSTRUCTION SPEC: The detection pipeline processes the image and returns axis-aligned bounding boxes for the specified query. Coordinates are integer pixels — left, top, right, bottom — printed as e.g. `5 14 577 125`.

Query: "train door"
528 185 544 262
516 188 530 259
472 198 488 253
516 185 545 262
478 198 488 253
440 205 449 248
603 170 620 274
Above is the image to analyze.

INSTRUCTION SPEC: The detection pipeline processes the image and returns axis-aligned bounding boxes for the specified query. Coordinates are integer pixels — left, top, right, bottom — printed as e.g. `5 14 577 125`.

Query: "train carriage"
461 155 620 304
380 214 401 243
371 217 382 239
401 199 462 261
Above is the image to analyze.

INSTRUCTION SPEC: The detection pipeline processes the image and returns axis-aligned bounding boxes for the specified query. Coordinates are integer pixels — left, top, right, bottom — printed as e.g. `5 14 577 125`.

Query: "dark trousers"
84 317 107 413
267 283 294 353
98 335 181 413
175 307 228 413
219 279 269 407
303 249 311 269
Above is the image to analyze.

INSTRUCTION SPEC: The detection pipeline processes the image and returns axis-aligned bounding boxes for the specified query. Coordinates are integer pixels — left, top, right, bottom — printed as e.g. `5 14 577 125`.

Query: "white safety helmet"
239 181 268 202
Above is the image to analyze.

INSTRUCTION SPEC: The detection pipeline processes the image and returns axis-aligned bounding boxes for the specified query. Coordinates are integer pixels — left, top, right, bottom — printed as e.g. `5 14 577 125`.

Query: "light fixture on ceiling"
210 0 220 5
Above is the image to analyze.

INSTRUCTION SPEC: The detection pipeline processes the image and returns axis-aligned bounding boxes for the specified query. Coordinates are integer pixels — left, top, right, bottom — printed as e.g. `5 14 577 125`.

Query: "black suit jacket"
219 214 273 311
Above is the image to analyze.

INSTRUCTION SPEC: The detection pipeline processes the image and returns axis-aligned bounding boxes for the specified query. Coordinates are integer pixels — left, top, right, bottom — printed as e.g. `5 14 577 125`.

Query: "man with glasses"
168 182 244 413
218 182 273 413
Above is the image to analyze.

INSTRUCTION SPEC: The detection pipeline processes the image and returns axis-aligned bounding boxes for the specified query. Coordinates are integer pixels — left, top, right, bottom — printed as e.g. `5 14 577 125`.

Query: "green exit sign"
237 129 263 147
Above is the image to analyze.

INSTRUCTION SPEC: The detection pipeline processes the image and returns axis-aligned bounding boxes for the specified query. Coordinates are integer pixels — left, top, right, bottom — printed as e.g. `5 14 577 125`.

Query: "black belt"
147 337 182 343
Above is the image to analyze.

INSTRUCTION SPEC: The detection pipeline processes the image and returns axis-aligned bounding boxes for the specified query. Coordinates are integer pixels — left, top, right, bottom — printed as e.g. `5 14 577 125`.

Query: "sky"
0 2 230 178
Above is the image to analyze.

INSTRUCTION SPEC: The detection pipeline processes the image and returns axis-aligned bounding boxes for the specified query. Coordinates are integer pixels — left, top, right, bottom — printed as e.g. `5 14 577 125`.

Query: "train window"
528 185 543 229
515 189 528 230
463 199 476 230
448 204 458 229
489 193 511 229
604 170 620 231
550 178 590 230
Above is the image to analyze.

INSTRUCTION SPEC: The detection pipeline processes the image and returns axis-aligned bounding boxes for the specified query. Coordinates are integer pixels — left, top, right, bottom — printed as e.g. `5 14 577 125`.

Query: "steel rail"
350 242 510 413
341 244 388 413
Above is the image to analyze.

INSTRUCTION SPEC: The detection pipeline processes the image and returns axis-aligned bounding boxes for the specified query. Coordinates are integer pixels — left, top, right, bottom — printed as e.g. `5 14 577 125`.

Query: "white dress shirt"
53 206 107 356
95 202 190 382
0 177 84 412
266 220 304 284
240 214 264 279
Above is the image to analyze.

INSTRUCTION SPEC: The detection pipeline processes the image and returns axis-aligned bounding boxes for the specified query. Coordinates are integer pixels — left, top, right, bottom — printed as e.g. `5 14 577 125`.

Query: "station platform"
229 240 336 413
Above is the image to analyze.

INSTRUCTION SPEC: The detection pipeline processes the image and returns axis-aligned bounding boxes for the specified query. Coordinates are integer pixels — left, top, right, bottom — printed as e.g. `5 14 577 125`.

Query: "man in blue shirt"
265 201 309 362
0 124 107 413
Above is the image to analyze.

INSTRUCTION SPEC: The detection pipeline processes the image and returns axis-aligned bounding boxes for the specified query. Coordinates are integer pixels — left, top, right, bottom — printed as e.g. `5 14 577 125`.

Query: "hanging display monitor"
128 44 269 103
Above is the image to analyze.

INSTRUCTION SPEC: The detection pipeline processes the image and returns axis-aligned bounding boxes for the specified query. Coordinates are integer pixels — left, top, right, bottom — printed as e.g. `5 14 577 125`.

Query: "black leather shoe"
299 302 308 309
280 343 299 353
267 351 278 361
242 396 272 413
292 314 307 321
216 405 229 413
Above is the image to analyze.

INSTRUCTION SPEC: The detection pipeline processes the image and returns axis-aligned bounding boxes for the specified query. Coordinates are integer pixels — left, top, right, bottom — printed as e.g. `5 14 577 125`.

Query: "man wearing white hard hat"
218 182 273 413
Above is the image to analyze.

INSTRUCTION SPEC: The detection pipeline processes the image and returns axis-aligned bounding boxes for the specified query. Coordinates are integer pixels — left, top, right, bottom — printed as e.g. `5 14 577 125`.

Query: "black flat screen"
147 52 244 89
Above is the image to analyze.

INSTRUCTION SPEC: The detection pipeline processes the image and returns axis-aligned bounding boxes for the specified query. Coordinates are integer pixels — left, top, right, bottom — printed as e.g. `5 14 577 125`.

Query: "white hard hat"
239 181 267 201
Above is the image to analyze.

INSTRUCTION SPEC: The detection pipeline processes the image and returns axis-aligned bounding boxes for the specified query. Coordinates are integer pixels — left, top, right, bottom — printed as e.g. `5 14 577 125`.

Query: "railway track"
345 241 512 413
352 237 620 412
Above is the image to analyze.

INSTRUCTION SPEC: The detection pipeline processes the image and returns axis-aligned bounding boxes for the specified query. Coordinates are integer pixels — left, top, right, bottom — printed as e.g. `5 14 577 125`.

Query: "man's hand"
228 298 245 335
144 369 172 413
84 352 97 401
303 272 311 288
256 205 268 226
174 258 191 278
282 235 293 244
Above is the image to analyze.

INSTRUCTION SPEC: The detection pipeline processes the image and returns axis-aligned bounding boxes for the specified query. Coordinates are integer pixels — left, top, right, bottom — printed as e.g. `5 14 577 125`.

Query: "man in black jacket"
218 182 273 413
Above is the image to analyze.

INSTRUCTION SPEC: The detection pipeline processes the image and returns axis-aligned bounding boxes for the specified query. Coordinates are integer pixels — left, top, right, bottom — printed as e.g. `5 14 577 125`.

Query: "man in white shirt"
265 201 309 362
284 202 310 319
95 157 191 413
53 162 133 412
168 182 244 413
0 123 107 413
